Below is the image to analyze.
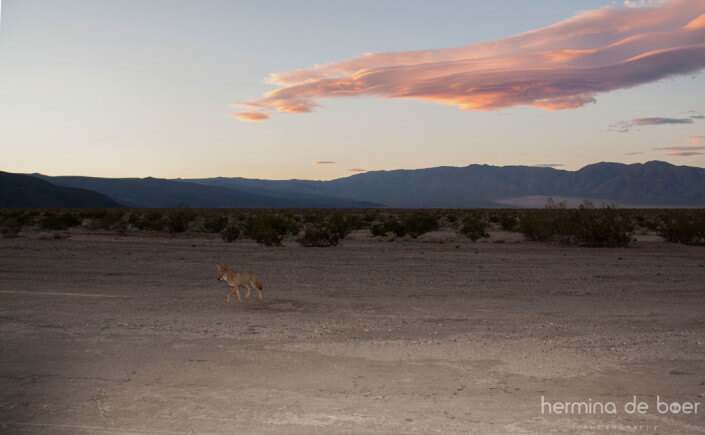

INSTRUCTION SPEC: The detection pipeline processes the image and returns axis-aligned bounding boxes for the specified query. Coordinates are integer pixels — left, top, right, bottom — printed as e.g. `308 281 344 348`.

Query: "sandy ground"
1 229 704 433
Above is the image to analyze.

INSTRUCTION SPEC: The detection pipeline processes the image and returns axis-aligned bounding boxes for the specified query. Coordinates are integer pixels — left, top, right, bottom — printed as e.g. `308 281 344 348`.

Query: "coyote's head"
215 264 229 281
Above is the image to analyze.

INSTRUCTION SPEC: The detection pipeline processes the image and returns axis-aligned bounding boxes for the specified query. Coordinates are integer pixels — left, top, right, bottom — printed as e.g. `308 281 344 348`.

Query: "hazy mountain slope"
15 161 705 208
184 161 705 207
572 161 705 204
0 171 122 208
30 174 379 208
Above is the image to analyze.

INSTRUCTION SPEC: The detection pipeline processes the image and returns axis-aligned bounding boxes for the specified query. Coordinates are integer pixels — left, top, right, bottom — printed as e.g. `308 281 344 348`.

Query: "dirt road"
1 232 704 433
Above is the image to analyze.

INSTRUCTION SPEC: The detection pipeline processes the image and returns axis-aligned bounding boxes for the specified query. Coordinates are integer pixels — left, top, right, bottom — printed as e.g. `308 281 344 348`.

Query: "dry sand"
1 229 704 433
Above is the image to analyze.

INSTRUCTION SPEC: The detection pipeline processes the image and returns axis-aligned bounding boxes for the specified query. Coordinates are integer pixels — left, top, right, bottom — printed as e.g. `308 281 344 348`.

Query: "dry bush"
296 225 340 247
459 214 489 241
40 212 81 230
519 201 634 247
659 210 705 245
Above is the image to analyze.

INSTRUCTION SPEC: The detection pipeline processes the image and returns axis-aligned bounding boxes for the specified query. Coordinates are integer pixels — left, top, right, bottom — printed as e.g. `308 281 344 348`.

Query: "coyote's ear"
215 264 222 272
223 264 229 270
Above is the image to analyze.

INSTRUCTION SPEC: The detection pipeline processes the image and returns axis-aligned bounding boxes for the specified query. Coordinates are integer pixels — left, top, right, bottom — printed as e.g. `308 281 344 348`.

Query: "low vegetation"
519 200 634 247
296 225 340 247
459 214 489 241
3 203 702 248
244 214 299 246
220 224 240 242
166 204 194 233
128 212 165 231
658 210 705 245
40 212 82 230
0 210 36 238
203 215 229 233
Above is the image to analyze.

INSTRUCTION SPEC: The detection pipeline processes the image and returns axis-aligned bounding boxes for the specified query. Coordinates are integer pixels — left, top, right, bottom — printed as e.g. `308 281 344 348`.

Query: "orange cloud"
349 168 367 172
687 135 705 144
230 111 270 122
233 0 705 121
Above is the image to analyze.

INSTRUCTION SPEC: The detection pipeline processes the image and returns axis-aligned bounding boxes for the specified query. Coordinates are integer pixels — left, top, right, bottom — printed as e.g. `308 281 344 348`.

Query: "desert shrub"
519 201 633 247
371 219 407 237
370 223 384 236
296 225 340 247
203 215 228 233
244 214 299 246
40 212 81 230
303 213 324 225
327 213 363 240
446 214 457 223
128 212 165 231
220 224 240 242
0 218 22 238
573 202 633 247
633 213 660 232
545 197 567 209
459 214 489 241
519 200 574 242
81 209 108 219
363 212 378 223
88 209 125 230
659 210 705 245
0 210 35 238
166 204 194 233
499 214 518 231
518 211 557 242
402 212 439 238
253 228 284 246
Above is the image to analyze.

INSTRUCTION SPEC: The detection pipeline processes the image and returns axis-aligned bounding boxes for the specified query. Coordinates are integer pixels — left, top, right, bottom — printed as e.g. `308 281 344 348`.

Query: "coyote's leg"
253 282 263 300
233 286 242 303
226 287 237 303
244 283 251 300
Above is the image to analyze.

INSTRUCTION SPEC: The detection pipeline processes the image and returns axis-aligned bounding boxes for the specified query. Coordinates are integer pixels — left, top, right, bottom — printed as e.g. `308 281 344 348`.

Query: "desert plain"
1 229 704 433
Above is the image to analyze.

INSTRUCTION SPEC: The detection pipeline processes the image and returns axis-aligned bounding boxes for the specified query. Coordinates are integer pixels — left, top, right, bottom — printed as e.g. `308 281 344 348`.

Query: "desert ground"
1 229 704 433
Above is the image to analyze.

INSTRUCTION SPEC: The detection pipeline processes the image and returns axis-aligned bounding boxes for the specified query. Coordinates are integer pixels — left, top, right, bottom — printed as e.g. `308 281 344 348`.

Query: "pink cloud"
666 151 705 156
654 145 705 151
314 161 336 164
233 0 705 121
687 135 705 144
349 168 367 172
609 114 703 132
230 111 270 122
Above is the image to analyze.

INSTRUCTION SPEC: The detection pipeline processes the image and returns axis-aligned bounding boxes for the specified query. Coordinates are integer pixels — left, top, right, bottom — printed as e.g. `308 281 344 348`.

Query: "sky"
0 0 704 180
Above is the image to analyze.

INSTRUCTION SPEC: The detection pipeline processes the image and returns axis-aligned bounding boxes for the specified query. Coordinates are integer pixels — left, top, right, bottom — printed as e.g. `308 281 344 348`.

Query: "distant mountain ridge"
0 171 121 208
185 161 705 208
28 174 379 208
4 161 704 208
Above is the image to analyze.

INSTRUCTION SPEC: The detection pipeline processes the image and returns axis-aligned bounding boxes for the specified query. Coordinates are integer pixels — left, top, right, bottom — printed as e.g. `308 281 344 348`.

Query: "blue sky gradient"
1 0 703 179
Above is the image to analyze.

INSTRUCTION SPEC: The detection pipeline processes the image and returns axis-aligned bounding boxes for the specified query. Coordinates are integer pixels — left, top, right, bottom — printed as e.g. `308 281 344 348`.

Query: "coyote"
216 264 263 303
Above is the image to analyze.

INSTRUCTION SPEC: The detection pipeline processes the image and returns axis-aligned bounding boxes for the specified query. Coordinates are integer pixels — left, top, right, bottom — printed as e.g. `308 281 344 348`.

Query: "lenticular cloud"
233 0 705 121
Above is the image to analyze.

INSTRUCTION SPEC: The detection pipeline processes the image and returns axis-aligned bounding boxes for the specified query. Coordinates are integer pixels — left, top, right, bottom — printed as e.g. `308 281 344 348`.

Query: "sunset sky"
1 0 704 180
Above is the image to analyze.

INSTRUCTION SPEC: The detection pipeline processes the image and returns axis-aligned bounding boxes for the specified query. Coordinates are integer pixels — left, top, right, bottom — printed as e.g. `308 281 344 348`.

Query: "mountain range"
1 161 703 208
184 161 705 208
0 172 121 208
